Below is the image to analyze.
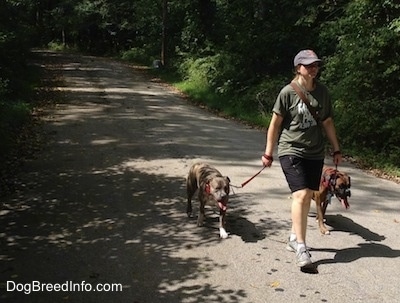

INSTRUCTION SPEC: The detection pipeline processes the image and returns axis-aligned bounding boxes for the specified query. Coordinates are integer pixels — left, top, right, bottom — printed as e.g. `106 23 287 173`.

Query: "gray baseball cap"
294 50 322 66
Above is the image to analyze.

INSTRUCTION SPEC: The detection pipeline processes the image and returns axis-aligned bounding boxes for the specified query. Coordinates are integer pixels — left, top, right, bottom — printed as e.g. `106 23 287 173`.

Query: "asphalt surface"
1 51 399 303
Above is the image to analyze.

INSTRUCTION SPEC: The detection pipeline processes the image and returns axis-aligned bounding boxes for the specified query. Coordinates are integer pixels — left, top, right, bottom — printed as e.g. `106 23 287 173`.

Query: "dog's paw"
320 228 330 235
197 214 205 226
219 228 229 239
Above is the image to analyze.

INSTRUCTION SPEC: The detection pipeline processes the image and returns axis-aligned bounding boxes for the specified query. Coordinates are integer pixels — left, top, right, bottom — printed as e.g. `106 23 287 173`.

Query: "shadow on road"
3 51 399 302
0 51 274 302
313 242 400 267
325 214 386 242
311 214 398 270
1 166 250 302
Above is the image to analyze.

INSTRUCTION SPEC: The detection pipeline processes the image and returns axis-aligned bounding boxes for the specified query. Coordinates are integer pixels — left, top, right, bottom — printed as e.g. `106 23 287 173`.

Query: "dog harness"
321 168 351 209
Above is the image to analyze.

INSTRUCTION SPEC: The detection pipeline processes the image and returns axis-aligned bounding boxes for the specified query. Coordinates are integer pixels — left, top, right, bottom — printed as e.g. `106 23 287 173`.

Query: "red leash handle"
241 166 266 187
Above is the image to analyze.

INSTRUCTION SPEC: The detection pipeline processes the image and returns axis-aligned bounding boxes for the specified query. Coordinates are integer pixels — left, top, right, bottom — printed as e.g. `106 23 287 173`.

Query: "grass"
0 53 43 192
153 68 271 128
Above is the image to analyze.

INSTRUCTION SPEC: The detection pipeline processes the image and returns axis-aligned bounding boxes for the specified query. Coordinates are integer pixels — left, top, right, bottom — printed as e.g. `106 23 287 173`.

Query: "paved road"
1 51 399 303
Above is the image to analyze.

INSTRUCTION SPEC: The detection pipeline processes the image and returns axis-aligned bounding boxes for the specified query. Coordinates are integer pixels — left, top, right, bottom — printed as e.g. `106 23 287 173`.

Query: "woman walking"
261 49 342 269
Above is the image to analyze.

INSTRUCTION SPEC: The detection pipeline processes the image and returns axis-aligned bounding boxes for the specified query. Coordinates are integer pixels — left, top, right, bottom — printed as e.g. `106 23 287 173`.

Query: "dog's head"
205 176 230 211
322 168 351 209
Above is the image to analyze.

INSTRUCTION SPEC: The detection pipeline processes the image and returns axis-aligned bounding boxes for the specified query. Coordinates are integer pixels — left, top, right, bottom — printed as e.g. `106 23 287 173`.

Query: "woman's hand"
333 150 342 165
262 154 273 167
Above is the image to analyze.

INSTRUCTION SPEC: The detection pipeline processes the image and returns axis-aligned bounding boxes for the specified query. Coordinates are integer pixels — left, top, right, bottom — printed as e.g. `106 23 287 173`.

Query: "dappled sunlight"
2 51 399 302
57 86 172 97
0 158 252 301
90 138 119 145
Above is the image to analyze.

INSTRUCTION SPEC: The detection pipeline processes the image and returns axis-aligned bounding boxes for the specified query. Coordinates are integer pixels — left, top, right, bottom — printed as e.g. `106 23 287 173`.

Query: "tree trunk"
161 0 168 66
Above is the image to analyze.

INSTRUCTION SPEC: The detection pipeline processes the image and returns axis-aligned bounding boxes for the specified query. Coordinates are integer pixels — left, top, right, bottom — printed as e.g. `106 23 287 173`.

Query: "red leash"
241 166 266 187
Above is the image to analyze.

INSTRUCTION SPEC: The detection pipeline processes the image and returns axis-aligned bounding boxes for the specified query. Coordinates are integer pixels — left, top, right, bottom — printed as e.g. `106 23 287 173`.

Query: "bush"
0 100 32 155
120 47 159 66
243 75 288 116
319 0 400 169
178 52 252 95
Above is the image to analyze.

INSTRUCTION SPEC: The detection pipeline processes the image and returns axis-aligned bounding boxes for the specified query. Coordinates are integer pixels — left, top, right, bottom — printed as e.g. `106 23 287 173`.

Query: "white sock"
297 242 306 252
289 233 297 241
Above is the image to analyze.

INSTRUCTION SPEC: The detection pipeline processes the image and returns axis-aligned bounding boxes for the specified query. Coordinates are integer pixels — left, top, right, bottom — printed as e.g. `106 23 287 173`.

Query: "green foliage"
172 55 231 112
321 0 400 167
0 0 37 98
177 51 259 98
48 41 69 51
121 47 155 65
245 75 289 116
0 100 32 155
0 0 41 165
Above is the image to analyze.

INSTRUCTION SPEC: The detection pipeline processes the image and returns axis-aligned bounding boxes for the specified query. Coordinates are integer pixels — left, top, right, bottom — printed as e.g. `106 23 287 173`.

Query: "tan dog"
186 163 230 238
313 166 351 235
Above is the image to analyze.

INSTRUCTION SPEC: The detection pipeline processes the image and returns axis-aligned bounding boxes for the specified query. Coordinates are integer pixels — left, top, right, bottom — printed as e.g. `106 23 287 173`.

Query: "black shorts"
279 155 324 192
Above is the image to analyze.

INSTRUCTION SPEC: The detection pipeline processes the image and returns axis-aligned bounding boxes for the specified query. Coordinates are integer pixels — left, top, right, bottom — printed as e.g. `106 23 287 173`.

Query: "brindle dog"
186 163 231 238
312 166 351 235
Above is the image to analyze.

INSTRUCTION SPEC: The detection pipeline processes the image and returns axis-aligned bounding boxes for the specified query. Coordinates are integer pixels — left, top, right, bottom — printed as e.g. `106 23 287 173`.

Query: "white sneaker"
296 246 312 267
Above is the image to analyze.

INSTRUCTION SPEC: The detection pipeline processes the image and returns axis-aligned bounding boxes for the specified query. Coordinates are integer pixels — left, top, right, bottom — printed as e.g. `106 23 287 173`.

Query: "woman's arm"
262 112 283 167
322 117 342 165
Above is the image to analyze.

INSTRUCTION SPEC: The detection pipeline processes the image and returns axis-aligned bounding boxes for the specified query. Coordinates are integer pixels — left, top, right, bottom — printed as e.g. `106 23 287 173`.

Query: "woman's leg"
291 188 313 244
280 156 321 267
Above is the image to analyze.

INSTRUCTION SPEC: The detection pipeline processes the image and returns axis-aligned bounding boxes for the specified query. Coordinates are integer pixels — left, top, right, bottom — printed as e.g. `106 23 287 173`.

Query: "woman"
261 49 342 268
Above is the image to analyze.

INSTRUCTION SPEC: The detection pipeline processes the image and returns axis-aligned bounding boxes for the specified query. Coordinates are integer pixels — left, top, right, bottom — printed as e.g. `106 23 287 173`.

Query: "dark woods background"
1 0 400 173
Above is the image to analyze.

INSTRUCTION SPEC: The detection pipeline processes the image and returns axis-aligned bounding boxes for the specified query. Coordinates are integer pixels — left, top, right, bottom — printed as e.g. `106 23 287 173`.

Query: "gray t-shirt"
272 81 333 159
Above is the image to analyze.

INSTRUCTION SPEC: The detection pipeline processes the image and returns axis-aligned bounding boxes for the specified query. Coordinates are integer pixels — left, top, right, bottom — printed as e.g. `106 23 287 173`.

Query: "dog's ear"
340 174 351 188
224 176 230 194
321 175 329 188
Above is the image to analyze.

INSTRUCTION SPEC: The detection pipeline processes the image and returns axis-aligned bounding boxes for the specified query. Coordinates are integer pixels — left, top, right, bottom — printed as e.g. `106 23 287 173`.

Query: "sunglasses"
303 63 320 68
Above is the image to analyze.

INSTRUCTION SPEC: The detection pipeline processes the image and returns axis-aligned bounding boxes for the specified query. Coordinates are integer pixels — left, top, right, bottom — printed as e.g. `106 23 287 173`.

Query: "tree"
161 0 168 66
321 0 400 165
